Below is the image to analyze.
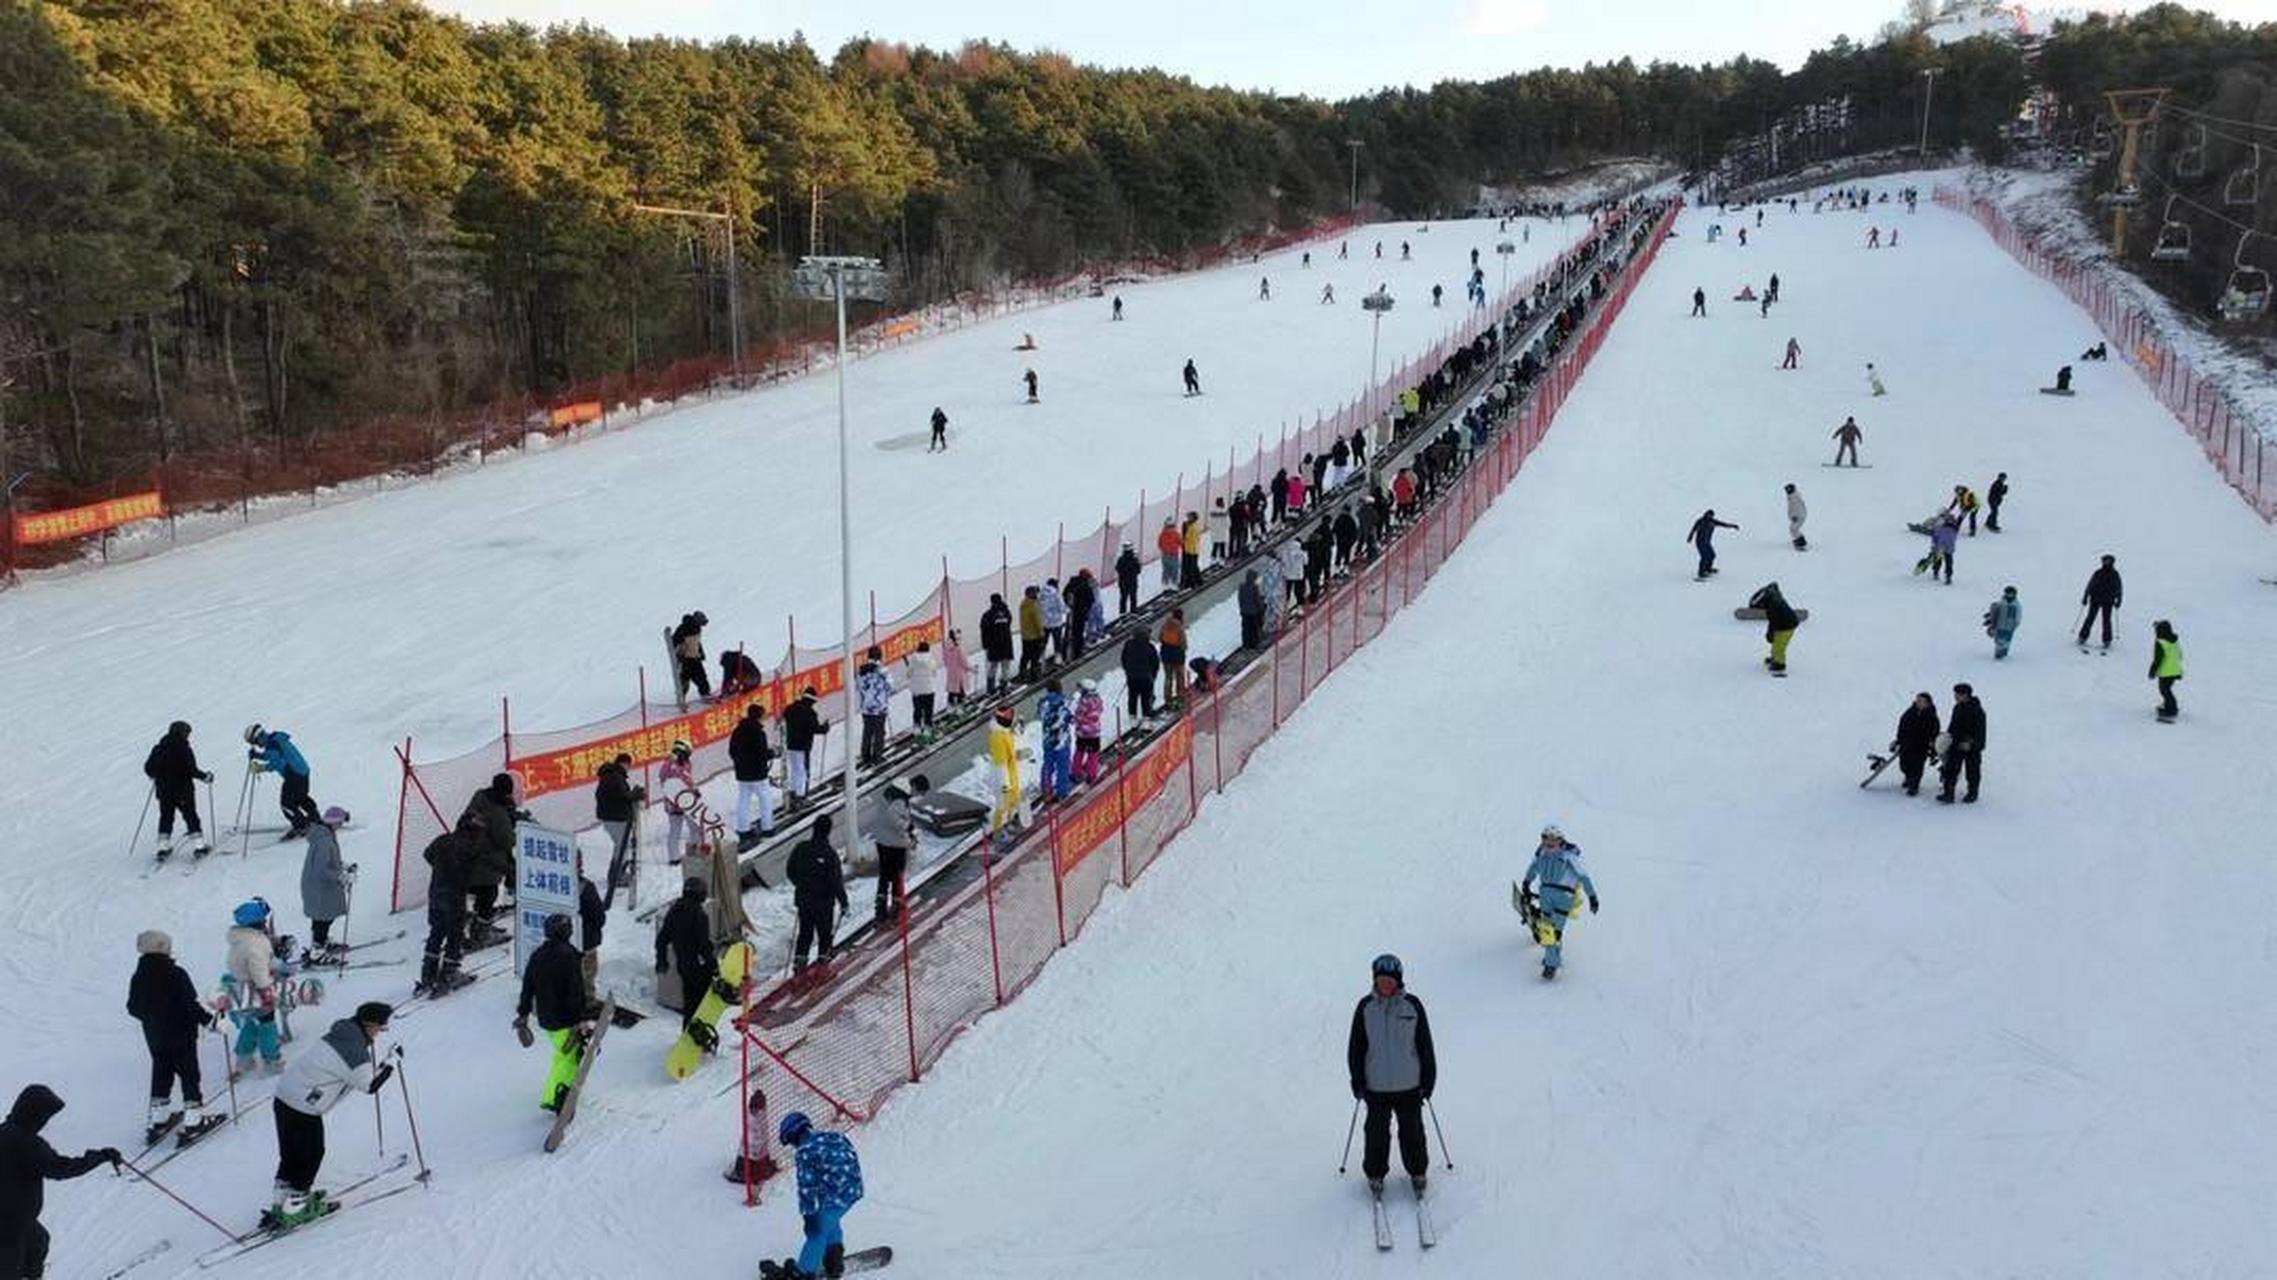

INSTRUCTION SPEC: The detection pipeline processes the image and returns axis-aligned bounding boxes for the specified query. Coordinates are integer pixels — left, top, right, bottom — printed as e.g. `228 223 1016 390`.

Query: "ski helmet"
1540 823 1565 843
243 723 264 745
322 806 351 827
671 738 692 757
232 898 271 928
1371 953 1403 981
543 913 574 942
777 1111 813 1146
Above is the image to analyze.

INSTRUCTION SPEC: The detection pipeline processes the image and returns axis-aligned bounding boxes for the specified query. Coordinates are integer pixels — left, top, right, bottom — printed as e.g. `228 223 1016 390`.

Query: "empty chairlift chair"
2088 120 2115 162
2218 234 2271 323
2225 146 2261 208
2173 124 2207 181
2150 197 2192 262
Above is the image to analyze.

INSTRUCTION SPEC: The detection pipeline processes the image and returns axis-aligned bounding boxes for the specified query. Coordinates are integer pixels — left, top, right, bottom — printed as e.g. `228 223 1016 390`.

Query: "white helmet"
243 723 264 745
1540 823 1565 843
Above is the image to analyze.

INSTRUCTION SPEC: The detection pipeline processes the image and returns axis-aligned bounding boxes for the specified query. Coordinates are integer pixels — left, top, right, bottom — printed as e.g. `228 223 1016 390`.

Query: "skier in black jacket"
417 813 483 994
786 816 849 972
1345 955 1437 1196
1938 683 1986 804
1890 692 1941 796
126 930 220 1143
980 594 1016 692
0 1085 119 1280
654 876 717 1020
2078 554 2122 649
142 721 215 861
1063 571 1097 660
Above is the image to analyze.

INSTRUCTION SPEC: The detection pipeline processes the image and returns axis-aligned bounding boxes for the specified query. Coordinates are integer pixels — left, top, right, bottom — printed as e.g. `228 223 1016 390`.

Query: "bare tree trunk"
145 313 170 463
59 335 88 482
220 301 251 447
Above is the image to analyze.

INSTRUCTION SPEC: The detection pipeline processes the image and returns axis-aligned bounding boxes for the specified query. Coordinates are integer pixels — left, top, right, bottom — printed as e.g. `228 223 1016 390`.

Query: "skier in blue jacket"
245 724 322 837
762 1112 865 1280
1520 825 1599 980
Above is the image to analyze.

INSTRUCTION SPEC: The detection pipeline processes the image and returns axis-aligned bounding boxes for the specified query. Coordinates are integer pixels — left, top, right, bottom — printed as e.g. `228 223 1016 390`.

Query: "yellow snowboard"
665 941 752 1081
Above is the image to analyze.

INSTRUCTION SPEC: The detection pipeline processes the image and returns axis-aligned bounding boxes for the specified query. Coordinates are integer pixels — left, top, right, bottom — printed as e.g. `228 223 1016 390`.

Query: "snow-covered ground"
14 177 2277 1278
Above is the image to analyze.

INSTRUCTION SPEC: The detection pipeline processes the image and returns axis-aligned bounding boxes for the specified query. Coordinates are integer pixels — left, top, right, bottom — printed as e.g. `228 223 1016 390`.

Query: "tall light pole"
1495 240 1516 300
633 200 746 381
791 255 889 858
1918 67 1942 157
1362 287 1395 415
1347 140 1363 216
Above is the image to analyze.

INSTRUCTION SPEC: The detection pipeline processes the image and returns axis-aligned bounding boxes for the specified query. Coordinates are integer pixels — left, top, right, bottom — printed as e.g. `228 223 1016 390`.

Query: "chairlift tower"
2100 88 2168 257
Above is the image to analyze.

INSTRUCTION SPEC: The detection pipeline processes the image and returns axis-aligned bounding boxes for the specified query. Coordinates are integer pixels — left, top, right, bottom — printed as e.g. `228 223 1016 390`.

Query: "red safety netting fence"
389 207 1632 912
3 215 1364 581
1935 188 2276 522
723 200 1678 1164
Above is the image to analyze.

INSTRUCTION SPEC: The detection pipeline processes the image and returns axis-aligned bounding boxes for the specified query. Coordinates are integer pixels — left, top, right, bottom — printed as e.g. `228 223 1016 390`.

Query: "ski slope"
0 212 1584 1278
815 183 2277 1278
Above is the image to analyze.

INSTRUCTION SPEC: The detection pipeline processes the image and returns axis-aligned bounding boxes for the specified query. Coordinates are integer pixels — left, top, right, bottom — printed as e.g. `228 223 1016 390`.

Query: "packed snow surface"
10 180 2275 1277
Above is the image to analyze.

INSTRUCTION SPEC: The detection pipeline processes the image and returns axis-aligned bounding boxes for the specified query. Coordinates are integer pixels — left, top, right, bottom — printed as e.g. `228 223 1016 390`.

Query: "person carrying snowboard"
1687 509 1737 580
245 724 322 838
1937 683 1985 805
301 807 354 960
761 1113 865 1280
787 817 848 973
143 720 214 862
1784 483 1808 550
594 753 645 895
1890 692 1941 796
654 876 717 1018
1345 954 1437 1198
0 1085 120 1280
267 1002 395 1230
2078 554 2122 650
1985 586 2022 659
127 930 220 1145
515 914 597 1113
2149 620 2184 722
1520 825 1599 979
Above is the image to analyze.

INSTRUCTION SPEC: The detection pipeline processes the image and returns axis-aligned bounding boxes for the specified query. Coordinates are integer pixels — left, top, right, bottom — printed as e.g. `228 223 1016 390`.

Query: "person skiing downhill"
1890 693 1941 796
1781 337 1800 369
126 930 220 1145
2078 554 2122 650
1691 287 1706 317
0 1085 120 1280
1985 587 2022 659
760 1113 865 1280
245 724 321 838
2149 620 2184 722
1345 954 1437 1199
1687 510 1738 580
1520 825 1599 979
514 914 596 1113
267 1002 395 1230
1784 483 1808 550
928 407 948 452
143 721 215 861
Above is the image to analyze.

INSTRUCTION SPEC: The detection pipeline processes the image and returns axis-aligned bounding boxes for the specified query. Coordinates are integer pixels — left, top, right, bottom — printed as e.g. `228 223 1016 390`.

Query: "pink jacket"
660 758 694 814
942 635 970 695
1073 690 1105 740
1286 474 1308 509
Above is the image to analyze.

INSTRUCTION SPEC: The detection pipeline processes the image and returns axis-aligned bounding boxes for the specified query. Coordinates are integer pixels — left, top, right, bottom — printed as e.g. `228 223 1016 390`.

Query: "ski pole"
394 1047 431 1181
231 762 253 836
125 783 154 861
374 1084 386 1156
118 1156 239 1241
1336 1098 1360 1174
215 1022 238 1121
1425 1099 1454 1171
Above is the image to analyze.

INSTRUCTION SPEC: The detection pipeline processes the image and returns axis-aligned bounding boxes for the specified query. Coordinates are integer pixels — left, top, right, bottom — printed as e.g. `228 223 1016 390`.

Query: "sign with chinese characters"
513 822 580 977
12 491 164 545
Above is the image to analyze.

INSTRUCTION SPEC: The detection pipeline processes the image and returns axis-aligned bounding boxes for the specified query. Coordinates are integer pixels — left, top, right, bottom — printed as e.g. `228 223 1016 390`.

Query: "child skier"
1519 825 1599 980
224 899 286 1074
1984 587 2022 659
300 807 354 961
661 739 696 864
2150 620 2184 721
760 1113 865 1280
1072 679 1105 785
127 930 222 1146
1037 679 1073 804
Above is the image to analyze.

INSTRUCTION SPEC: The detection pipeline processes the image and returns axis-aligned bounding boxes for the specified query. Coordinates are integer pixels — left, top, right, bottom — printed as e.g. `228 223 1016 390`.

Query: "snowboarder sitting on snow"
143 720 215 862
268 1002 394 1229
1890 693 1941 796
1984 587 2022 659
245 724 322 838
762 1112 865 1280
1346 954 1437 1198
515 913 598 1112
1521 826 1599 979
127 930 220 1144
1687 509 1737 580
0 1085 120 1279
1750 582 1802 674
720 647 765 696
2080 342 2107 361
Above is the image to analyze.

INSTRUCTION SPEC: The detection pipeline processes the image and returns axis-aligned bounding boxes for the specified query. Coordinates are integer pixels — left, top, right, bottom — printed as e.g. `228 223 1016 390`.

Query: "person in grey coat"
1345 953 1437 1195
300 807 355 959
863 777 921 927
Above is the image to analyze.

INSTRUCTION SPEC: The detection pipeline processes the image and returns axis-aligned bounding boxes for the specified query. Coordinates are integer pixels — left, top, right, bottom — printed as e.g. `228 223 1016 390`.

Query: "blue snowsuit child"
777 1112 863 1279
1037 686 1073 802
1521 831 1599 978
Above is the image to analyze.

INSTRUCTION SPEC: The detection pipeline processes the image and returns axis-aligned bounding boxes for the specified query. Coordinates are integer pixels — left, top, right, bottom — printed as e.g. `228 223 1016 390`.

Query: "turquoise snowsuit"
1522 844 1597 972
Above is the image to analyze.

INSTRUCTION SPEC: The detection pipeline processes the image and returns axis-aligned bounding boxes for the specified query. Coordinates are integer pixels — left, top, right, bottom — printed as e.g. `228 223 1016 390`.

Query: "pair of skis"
1370 1181 1436 1251
194 1153 420 1268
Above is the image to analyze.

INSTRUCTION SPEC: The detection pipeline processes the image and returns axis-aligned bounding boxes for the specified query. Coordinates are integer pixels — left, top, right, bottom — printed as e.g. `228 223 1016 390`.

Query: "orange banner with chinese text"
1053 718 1191 877
510 681 783 800
548 401 604 430
12 491 165 546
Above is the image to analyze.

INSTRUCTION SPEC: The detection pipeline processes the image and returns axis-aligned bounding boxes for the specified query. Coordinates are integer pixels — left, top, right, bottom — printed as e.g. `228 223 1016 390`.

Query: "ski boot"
260 1190 335 1232
145 1100 183 1146
177 1104 225 1146
758 1260 815 1280
1540 962 1558 981
154 839 174 865
190 841 212 860
1411 1174 1428 1198
1366 1177 1385 1199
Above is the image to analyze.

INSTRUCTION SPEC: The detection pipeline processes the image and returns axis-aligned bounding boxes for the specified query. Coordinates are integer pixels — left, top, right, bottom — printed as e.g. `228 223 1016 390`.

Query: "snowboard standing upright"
544 995 616 1152
666 941 752 1081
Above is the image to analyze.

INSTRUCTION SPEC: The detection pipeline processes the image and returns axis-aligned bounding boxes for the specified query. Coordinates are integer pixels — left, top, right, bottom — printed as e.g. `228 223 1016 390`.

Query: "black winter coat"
1947 697 1987 751
1120 633 1160 683
0 1086 108 1255
1064 575 1096 627
1893 705 1941 761
461 788 520 885
422 827 481 895
1114 550 1141 589
654 896 716 986
787 834 848 915
579 877 606 952
143 729 204 799
729 717 774 782
2083 566 2122 606
594 763 640 823
516 938 589 1030
126 954 211 1046
980 603 1015 660
783 698 824 752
